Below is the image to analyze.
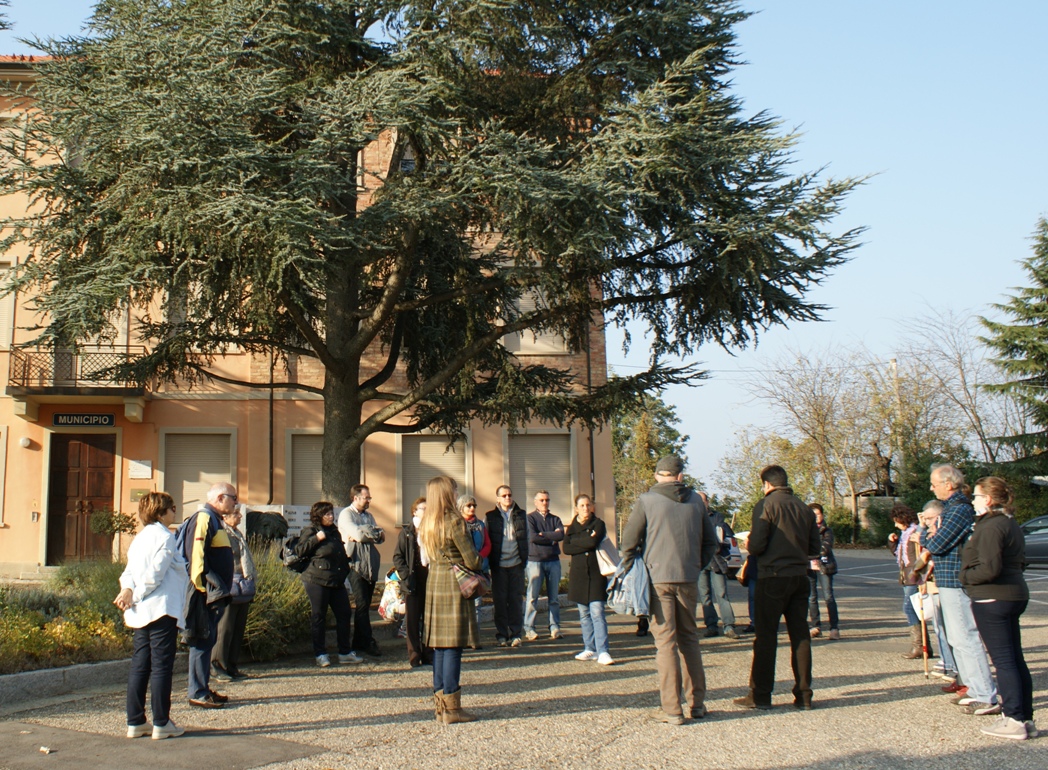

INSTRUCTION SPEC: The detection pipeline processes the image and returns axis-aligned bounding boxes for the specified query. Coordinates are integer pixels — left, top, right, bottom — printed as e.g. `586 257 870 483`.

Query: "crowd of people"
888 465 1034 741
111 459 1035 742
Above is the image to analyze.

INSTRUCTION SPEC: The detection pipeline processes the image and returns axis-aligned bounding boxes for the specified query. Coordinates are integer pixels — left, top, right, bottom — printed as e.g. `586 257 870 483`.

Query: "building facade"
0 59 616 577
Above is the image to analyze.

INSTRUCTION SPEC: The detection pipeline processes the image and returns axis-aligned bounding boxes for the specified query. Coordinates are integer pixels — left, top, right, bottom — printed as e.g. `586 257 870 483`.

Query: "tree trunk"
322 373 363 506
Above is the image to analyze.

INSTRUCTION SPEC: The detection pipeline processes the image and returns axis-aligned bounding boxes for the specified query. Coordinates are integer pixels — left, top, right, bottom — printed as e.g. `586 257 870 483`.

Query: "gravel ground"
3 550 1048 770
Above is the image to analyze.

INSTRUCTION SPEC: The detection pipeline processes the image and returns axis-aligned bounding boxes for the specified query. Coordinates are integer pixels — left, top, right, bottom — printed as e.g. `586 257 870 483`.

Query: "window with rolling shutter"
503 290 568 354
0 262 12 349
291 434 324 506
401 435 467 524
508 434 573 517
163 433 231 523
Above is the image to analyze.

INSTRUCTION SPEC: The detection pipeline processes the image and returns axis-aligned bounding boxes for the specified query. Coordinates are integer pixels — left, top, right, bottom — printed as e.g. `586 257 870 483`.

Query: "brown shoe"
433 689 444 723
208 689 229 704
809 627 822 638
441 689 475 724
733 694 772 710
189 693 225 709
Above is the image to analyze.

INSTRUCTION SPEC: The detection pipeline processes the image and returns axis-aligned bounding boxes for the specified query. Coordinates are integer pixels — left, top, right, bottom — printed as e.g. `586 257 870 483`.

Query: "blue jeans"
524 560 561 634
577 601 610 655
938 586 997 704
971 599 1033 721
902 585 920 625
187 602 224 700
928 592 957 672
808 572 838 630
432 647 463 695
698 569 735 629
127 615 178 727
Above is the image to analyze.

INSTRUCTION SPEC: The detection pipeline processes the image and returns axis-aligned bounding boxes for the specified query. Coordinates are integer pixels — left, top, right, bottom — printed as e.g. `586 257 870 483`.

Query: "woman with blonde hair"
420 475 482 724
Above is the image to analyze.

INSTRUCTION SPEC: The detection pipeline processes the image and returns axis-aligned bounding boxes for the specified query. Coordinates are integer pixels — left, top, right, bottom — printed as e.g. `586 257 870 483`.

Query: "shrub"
0 564 133 675
241 540 311 661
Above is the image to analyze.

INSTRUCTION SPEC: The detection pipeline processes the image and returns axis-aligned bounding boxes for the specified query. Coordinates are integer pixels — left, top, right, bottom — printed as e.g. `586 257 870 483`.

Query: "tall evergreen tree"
982 217 1048 466
0 0 862 503
611 390 694 534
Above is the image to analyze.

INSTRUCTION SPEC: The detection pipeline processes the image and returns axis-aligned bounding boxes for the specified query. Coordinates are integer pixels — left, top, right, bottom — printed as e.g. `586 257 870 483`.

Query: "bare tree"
744 347 876 536
898 310 1024 464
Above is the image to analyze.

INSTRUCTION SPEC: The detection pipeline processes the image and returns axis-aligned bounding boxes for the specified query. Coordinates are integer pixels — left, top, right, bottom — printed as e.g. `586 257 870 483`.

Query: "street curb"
0 595 559 706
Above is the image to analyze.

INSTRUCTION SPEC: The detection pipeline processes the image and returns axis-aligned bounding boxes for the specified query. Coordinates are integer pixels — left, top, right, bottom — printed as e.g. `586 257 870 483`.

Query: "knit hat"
655 455 684 476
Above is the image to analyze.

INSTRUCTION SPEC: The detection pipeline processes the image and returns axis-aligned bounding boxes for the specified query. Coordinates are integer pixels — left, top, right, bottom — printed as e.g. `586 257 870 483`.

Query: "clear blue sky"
3 2 1046 494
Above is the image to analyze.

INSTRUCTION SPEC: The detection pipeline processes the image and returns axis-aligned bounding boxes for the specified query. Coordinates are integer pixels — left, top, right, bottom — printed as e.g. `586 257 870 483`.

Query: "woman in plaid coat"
420 476 482 724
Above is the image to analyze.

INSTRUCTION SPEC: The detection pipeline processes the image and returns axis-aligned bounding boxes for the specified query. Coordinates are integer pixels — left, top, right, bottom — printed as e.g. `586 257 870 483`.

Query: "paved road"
3 550 1048 770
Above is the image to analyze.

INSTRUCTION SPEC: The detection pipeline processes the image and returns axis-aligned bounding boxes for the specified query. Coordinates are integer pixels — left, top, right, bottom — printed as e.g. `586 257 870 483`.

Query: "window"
0 261 12 349
502 289 568 354
163 433 232 523
290 433 324 506
400 435 467 524
508 433 573 517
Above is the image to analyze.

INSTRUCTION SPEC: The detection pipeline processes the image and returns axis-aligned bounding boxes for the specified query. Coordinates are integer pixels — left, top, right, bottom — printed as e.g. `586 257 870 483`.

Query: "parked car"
1021 515 1048 568
724 535 742 578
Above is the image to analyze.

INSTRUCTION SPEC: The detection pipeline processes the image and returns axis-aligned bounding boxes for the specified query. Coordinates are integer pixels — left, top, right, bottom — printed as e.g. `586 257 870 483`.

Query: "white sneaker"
575 650 596 661
316 654 332 667
523 629 539 641
339 652 364 665
597 652 615 666
126 723 151 739
152 719 185 740
980 715 1027 740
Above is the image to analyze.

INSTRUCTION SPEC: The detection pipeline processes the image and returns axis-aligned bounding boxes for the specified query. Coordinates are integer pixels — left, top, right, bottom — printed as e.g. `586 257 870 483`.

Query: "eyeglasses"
221 493 238 501
499 494 512 499
972 493 987 499
465 503 476 508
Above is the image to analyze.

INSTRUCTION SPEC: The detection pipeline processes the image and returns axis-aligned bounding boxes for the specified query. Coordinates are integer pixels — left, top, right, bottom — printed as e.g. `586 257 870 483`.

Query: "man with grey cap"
620 454 718 725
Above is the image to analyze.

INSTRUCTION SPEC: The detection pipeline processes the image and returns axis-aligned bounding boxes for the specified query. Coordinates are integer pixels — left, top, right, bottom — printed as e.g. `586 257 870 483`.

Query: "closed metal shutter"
0 262 11 349
164 433 231 522
401 436 466 523
291 434 324 506
509 434 573 517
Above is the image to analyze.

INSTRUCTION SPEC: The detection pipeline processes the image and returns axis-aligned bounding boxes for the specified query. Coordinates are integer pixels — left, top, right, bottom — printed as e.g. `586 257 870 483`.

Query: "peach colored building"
0 58 616 578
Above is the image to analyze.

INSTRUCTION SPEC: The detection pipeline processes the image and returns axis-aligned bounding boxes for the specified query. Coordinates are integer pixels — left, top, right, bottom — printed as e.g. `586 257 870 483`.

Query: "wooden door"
46 434 116 564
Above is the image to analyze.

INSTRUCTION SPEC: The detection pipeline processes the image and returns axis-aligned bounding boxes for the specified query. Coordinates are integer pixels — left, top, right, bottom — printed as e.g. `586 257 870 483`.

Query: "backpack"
281 535 309 573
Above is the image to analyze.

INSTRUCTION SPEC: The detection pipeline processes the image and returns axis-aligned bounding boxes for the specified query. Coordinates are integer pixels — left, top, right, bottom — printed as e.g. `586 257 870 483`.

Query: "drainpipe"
267 351 275 504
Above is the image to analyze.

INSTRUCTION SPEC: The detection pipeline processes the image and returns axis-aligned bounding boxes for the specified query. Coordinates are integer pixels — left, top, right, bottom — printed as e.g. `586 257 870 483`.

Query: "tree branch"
279 289 341 376
186 362 324 395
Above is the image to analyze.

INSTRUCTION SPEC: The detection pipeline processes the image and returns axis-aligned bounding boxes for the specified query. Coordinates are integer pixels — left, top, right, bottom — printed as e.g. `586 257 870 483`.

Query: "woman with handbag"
889 504 935 660
297 501 362 667
213 507 256 681
563 494 613 665
420 476 482 724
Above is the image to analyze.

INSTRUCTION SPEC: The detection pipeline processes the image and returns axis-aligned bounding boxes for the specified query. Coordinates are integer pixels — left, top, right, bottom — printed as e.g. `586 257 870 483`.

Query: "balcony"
5 345 148 422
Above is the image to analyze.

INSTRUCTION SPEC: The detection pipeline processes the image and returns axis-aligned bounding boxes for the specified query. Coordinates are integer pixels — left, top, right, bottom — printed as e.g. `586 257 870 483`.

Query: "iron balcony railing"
7 345 147 389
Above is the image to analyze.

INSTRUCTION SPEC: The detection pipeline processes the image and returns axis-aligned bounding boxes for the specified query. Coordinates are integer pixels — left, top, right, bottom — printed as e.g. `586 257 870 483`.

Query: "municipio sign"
52 413 116 427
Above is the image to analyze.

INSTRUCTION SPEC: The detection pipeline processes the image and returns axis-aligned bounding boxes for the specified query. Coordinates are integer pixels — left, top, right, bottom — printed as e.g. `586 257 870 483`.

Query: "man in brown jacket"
734 465 820 710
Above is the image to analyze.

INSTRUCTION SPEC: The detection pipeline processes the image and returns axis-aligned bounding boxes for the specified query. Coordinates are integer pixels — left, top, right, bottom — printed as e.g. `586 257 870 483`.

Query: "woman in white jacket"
113 492 189 740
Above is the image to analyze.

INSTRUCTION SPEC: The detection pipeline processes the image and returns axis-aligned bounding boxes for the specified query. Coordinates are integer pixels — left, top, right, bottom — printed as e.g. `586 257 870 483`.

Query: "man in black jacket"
734 465 820 710
485 485 529 647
